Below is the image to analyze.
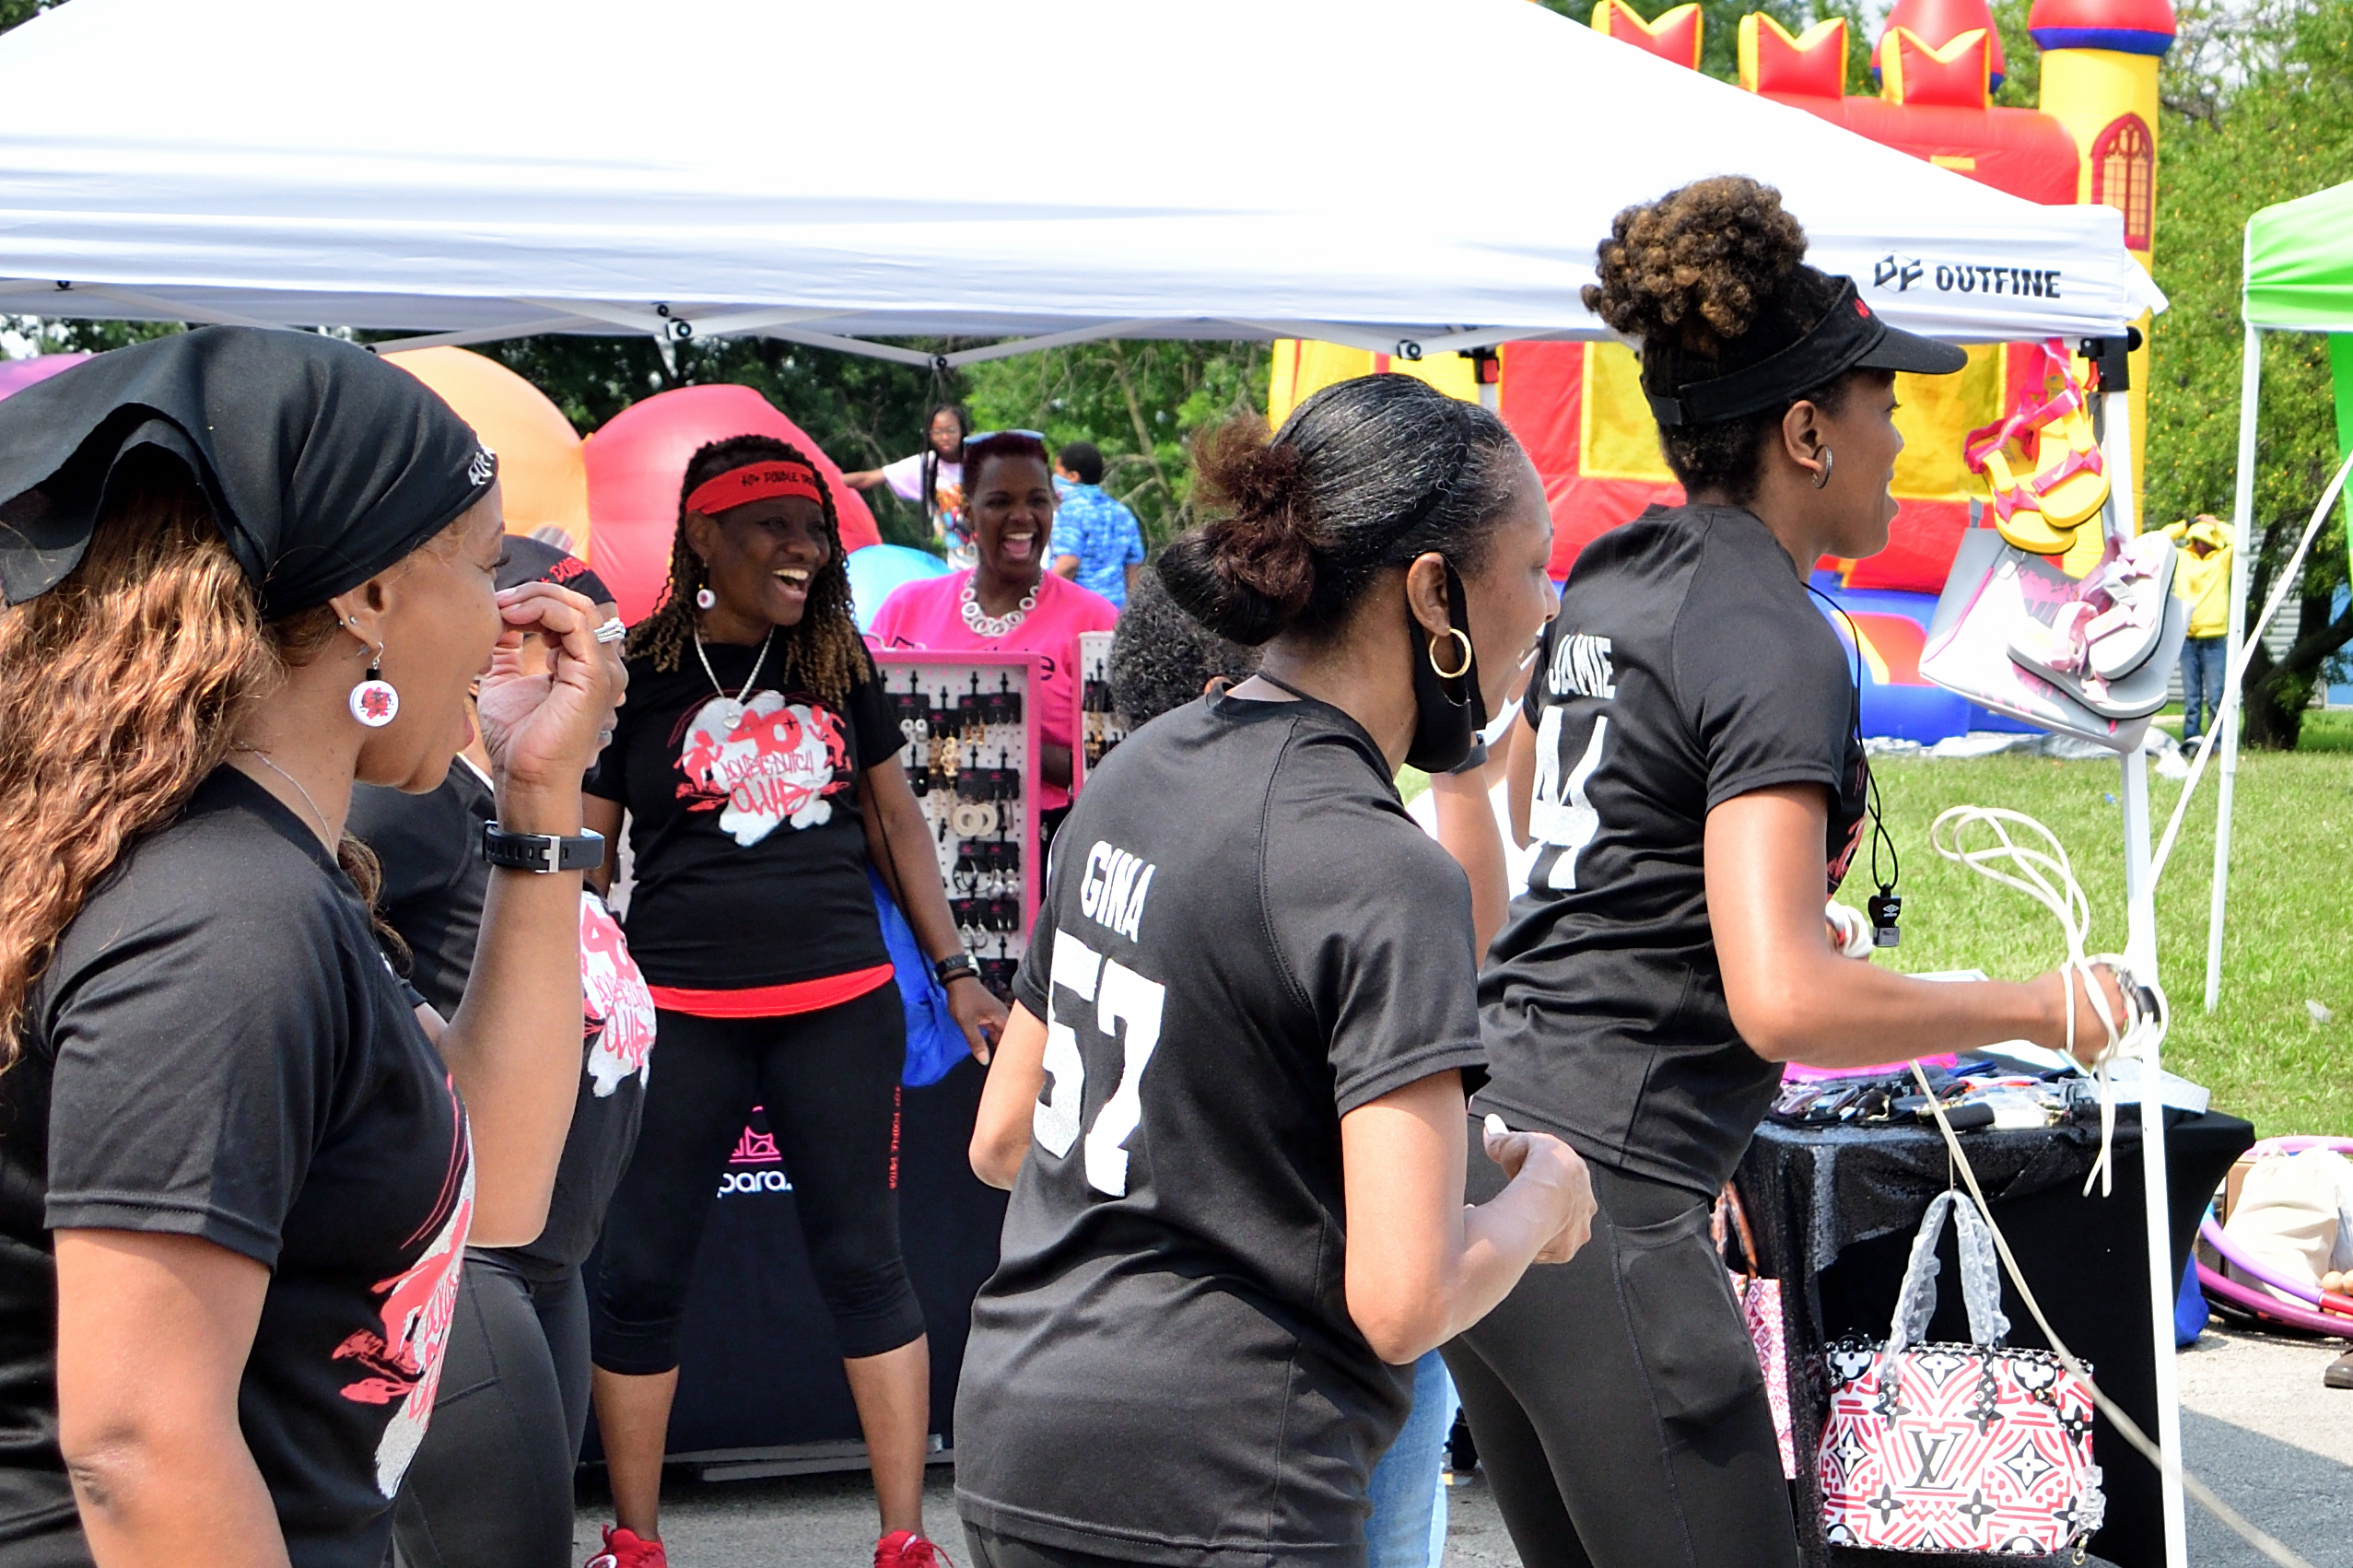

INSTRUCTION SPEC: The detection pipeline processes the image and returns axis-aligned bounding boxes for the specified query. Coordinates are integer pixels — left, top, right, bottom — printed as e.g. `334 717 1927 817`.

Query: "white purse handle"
1887 1189 2012 1353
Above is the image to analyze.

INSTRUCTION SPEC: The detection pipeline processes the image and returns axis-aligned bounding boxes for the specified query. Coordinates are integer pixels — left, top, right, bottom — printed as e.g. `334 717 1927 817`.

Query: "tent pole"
2207 323 2263 1011
2102 382 2189 1568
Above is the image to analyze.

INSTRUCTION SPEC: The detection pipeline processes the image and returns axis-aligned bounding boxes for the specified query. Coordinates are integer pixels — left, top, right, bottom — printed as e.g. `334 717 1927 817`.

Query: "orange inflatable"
385 347 592 558
582 384 883 626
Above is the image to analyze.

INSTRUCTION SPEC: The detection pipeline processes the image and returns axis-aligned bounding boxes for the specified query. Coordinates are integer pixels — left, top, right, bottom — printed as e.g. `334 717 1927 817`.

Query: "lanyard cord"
1808 586 1900 902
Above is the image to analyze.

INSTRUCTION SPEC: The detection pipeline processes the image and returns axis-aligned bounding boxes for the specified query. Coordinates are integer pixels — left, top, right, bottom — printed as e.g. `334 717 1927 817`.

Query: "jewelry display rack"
1076 629 1126 781
873 650 1044 1003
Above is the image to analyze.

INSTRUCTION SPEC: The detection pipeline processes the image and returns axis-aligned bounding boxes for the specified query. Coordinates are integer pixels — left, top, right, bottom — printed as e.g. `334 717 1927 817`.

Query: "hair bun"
1582 176 1807 359
1158 419 1319 646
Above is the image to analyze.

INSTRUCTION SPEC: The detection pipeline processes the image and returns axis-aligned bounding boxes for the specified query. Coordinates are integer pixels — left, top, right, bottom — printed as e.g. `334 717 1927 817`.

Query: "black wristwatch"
480 822 606 874
933 952 979 987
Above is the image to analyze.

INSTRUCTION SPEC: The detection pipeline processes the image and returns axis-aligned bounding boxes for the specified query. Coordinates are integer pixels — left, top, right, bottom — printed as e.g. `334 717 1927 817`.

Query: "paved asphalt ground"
569 1325 2352 1567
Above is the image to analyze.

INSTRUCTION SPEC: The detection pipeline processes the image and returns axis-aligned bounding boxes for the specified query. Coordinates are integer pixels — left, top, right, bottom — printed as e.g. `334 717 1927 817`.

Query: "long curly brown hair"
0 451 392 1066
625 434 867 709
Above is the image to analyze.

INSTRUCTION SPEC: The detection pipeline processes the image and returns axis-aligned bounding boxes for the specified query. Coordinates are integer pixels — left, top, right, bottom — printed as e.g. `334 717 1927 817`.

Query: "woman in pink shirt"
870 432 1118 835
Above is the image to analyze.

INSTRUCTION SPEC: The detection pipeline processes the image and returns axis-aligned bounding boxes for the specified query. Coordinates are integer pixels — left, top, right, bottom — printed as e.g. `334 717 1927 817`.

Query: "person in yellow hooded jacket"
2162 515 2232 741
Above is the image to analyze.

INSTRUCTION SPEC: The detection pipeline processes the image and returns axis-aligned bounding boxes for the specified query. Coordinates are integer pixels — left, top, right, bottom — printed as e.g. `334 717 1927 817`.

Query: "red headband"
685 460 825 517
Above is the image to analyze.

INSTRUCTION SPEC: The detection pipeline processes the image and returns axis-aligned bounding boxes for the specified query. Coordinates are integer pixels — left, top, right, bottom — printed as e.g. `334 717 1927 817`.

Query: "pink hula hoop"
2198 1136 2353 1333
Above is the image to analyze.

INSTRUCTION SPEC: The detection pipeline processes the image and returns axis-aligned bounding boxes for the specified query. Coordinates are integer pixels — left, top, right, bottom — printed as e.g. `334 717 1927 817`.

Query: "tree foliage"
962 342 1269 548
467 334 953 550
2145 0 2353 747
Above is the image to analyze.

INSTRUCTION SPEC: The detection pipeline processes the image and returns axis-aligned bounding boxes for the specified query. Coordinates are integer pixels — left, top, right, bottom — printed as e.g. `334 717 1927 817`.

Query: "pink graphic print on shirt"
675 692 852 847
580 892 655 1096
332 1078 474 1498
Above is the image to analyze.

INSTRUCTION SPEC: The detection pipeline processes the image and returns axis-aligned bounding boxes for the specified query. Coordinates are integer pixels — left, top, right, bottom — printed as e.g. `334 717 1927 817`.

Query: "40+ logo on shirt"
675 692 851 846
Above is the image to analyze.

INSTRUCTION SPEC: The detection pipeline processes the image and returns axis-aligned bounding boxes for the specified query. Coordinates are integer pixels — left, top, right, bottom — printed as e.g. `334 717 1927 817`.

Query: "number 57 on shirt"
1035 930 1165 1199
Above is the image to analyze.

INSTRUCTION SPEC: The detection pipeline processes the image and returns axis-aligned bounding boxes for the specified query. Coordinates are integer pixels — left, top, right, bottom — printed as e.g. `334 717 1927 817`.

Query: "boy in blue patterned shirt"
1048 440 1146 610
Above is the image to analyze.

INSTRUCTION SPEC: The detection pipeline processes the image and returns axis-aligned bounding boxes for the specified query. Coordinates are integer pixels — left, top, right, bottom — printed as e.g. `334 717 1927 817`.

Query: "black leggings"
391 1251 590 1568
1445 1130 1797 1568
590 988 925 1373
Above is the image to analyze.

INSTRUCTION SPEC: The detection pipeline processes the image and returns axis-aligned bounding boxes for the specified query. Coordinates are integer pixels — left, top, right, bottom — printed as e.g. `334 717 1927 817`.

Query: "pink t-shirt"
869 569 1118 810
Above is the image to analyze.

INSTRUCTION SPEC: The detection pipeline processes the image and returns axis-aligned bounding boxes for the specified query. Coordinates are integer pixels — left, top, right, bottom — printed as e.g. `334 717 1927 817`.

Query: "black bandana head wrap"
0 326 498 615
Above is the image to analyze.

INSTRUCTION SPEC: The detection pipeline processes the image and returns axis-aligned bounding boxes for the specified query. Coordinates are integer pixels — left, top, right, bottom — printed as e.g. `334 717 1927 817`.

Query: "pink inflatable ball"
0 354 91 400
583 384 883 626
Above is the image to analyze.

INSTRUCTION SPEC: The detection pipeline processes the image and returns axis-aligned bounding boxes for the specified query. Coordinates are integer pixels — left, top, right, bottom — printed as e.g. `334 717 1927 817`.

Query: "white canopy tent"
0 0 2160 359
0 0 2187 1562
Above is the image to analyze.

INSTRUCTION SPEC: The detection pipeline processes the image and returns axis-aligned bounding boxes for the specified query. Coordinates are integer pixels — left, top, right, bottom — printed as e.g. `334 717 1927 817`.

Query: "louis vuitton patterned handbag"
1818 1191 2103 1557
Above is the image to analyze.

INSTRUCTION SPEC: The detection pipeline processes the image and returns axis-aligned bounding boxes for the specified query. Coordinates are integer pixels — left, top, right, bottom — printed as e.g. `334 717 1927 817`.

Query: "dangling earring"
349 645 400 728
1812 449 1835 489
696 587 718 611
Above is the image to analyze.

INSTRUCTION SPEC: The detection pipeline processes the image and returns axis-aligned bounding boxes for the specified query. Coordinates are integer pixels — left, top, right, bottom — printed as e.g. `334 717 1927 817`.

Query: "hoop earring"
1428 627 1474 681
348 646 400 728
696 587 718 611
1812 449 1835 489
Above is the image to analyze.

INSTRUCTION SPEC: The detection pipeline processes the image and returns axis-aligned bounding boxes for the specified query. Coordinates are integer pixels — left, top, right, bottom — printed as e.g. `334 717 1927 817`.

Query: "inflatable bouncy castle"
1270 0 2173 741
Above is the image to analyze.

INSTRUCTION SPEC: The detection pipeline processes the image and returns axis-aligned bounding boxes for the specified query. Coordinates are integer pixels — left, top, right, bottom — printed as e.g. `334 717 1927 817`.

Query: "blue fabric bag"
868 866 966 1087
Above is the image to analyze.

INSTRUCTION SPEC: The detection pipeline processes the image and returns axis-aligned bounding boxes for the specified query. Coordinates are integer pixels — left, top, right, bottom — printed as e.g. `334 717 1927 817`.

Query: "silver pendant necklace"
694 626 777 731
961 576 1039 639
233 745 334 844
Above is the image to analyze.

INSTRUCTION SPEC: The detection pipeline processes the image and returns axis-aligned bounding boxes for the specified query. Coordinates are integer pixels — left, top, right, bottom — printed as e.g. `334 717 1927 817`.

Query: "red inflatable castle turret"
1872 0 2008 88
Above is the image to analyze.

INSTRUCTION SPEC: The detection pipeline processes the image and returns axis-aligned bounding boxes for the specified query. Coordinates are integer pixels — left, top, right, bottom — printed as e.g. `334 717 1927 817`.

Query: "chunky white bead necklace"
960 576 1039 638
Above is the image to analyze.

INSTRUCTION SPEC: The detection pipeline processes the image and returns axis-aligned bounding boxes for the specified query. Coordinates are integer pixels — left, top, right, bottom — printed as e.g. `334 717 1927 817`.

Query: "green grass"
1874 733 2353 1139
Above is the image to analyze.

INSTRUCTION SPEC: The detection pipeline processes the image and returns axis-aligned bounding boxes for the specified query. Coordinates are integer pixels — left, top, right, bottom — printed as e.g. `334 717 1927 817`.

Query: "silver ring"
592 618 628 645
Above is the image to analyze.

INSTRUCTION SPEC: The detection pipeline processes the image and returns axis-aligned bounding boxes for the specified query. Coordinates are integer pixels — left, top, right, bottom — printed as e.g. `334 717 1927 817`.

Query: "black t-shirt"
955 694 1487 1568
349 771 654 1279
584 641 900 989
1476 504 1867 1196
349 761 494 1019
0 769 473 1568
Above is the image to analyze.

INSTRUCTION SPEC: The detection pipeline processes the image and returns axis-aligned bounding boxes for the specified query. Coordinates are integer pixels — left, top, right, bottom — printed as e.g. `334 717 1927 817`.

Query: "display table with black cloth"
581 1057 1006 1474
1733 1109 2253 1568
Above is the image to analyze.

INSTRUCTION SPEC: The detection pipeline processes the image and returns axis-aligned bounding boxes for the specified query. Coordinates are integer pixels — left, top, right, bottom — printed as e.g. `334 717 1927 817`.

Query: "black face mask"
1404 561 1488 773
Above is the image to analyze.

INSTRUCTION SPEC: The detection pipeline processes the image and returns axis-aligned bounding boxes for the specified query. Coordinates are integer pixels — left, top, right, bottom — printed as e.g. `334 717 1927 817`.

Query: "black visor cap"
1645 277 1968 427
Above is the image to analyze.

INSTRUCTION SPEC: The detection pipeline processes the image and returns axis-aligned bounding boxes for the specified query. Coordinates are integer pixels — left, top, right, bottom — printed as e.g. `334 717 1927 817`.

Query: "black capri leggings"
590 986 925 1373
392 1251 590 1568
1444 1128 1798 1568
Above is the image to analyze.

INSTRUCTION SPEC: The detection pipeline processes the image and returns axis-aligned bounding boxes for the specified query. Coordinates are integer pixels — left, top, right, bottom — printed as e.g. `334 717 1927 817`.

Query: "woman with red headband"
581 436 1004 1568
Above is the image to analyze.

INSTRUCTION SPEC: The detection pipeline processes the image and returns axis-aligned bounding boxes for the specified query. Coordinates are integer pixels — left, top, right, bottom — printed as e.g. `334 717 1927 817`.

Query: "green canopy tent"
2207 181 2353 1008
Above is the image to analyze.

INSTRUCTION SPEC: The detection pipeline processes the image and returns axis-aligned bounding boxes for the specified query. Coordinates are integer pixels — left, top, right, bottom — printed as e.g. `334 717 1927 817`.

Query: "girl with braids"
845 403 972 562
581 434 1004 1568
0 328 620 1567
1451 177 2126 1568
956 376 1591 1568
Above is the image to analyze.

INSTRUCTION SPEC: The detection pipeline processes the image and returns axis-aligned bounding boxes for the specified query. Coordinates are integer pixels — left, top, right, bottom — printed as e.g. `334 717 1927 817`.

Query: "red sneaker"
586 1525 666 1568
875 1529 954 1568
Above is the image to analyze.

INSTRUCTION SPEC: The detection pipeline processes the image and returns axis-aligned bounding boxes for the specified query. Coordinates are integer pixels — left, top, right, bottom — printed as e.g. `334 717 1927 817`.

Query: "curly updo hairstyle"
1160 375 1526 647
1583 176 1866 504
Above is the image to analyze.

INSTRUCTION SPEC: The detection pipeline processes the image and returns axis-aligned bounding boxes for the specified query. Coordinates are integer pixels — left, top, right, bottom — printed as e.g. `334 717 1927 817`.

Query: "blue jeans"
2182 635 2228 742
1365 1351 1457 1568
